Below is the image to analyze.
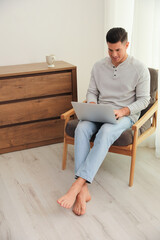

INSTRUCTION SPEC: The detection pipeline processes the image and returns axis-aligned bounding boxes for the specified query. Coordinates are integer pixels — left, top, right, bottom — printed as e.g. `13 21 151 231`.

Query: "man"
57 27 150 216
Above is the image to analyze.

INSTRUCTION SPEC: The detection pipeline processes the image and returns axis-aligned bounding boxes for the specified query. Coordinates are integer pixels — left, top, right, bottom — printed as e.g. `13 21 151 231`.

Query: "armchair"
61 68 158 186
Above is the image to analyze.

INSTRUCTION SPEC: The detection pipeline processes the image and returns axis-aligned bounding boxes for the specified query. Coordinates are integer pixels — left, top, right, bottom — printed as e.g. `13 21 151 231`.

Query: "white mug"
46 55 55 67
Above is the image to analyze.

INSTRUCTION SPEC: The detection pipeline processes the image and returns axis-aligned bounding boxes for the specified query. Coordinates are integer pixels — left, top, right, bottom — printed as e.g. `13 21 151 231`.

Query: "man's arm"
127 67 150 115
86 66 99 104
115 67 150 119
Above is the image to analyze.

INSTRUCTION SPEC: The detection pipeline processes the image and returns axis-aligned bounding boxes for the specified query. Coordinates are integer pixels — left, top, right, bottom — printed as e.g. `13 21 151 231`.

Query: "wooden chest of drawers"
0 61 77 154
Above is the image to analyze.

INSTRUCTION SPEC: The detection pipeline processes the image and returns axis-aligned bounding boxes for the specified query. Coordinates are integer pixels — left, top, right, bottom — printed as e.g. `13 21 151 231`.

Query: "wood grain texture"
0 61 77 153
0 95 72 126
0 61 76 77
0 144 160 240
0 119 64 149
0 72 72 102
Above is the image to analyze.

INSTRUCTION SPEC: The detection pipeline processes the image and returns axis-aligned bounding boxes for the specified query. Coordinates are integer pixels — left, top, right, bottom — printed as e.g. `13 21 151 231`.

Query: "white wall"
131 0 160 69
0 0 104 101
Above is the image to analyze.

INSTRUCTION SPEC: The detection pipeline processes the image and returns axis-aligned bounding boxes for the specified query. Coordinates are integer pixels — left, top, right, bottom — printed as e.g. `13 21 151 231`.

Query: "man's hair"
106 27 128 43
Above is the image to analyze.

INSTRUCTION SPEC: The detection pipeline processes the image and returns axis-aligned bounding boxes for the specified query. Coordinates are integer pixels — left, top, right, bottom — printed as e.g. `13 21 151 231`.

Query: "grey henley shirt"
86 55 150 123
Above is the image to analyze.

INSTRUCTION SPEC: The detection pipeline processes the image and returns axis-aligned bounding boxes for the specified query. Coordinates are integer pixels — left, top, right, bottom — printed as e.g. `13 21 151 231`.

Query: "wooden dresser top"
0 61 76 78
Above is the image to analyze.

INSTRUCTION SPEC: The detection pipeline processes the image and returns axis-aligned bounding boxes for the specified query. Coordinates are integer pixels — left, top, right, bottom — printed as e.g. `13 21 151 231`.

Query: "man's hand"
114 107 130 119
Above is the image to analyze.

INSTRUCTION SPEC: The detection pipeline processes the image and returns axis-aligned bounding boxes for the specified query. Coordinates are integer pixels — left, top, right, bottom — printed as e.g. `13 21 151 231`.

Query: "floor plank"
0 143 160 240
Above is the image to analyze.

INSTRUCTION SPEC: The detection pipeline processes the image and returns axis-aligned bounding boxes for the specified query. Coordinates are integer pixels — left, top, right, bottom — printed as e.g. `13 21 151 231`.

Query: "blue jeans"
74 117 133 183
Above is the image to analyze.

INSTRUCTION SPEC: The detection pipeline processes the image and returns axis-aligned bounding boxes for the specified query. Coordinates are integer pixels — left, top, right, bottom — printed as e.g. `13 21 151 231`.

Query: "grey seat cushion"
65 119 134 146
65 68 158 146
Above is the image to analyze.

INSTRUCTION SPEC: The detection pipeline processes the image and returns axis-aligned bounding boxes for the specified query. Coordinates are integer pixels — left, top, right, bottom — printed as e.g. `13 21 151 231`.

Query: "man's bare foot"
57 178 86 209
72 183 91 216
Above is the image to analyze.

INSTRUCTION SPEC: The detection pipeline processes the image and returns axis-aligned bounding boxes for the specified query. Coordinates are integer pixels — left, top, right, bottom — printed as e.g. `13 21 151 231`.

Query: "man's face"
107 41 129 66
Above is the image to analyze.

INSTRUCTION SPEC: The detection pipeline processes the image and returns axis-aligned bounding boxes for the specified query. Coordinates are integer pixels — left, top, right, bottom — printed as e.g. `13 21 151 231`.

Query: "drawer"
0 95 72 126
0 72 72 102
0 119 64 149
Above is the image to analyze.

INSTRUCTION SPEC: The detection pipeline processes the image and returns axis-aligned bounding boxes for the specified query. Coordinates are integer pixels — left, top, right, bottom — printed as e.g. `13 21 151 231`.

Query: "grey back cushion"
65 68 158 146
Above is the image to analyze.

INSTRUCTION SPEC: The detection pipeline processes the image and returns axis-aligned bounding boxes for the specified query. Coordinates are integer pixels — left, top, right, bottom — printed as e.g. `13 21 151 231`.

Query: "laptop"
71 101 119 124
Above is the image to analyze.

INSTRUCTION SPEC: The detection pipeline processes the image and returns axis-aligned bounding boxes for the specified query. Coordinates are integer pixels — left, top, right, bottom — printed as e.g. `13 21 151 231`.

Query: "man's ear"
125 41 129 49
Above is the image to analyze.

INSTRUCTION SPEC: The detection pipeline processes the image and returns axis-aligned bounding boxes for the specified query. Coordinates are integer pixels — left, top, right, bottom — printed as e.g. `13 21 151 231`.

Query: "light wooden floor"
0 143 160 240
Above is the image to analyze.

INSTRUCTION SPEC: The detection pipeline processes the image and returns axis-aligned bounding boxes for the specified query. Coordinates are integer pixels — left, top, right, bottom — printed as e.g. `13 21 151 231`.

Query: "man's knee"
75 121 94 139
95 124 116 144
99 124 113 137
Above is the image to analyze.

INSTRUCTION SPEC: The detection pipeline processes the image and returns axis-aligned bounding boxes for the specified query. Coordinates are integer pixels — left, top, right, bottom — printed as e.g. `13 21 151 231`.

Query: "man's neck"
112 54 128 67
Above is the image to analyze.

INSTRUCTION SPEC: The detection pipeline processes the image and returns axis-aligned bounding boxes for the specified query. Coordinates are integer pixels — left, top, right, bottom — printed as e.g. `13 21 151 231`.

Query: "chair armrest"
61 108 75 120
132 100 158 131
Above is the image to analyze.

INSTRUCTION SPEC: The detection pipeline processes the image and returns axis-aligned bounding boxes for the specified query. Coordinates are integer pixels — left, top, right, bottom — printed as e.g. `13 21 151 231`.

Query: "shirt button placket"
113 66 117 78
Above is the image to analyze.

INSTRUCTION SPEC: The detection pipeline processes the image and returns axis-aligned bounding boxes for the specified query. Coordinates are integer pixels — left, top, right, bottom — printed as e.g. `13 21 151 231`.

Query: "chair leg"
62 138 68 170
129 150 137 187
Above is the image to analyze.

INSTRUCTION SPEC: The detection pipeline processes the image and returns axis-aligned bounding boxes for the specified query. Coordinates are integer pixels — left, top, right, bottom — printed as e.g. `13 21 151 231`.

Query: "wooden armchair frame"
61 92 158 187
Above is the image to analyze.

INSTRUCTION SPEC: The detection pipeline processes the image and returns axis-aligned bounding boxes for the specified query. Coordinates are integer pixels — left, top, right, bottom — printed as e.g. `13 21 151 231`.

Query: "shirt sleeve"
127 67 150 115
86 66 99 103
